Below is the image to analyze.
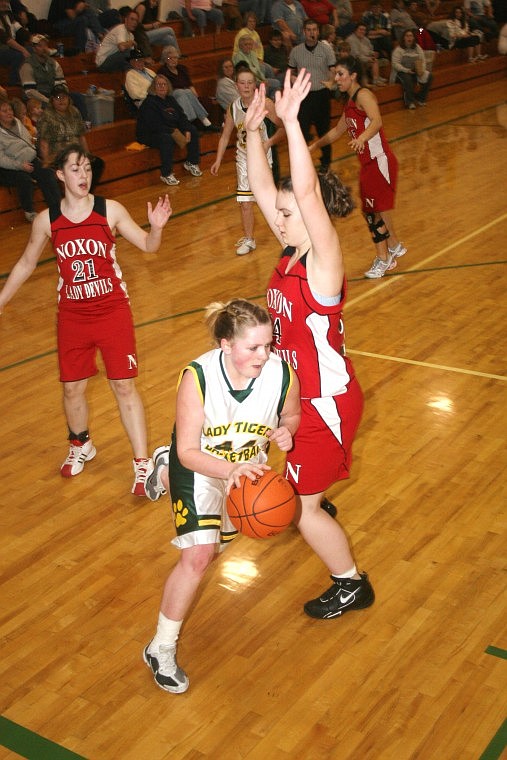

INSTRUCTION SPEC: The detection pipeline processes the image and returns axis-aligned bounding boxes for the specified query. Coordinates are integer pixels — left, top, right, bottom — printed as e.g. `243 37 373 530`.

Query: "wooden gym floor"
0 79 506 759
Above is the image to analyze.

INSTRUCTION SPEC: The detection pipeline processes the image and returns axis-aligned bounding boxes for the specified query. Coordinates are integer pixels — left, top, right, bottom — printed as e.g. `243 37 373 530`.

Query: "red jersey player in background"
311 55 407 279
245 71 375 621
0 144 172 495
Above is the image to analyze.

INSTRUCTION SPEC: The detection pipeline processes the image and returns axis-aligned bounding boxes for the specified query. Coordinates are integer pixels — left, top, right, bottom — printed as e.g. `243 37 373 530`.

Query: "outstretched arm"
108 195 172 253
244 83 282 245
0 212 51 314
310 113 348 153
275 69 344 295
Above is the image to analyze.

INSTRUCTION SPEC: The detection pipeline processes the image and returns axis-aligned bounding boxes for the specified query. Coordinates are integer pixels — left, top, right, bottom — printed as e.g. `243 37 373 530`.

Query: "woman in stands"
390 28 433 109
215 58 239 111
136 73 202 185
0 97 60 221
311 56 406 279
447 6 485 62
158 45 219 131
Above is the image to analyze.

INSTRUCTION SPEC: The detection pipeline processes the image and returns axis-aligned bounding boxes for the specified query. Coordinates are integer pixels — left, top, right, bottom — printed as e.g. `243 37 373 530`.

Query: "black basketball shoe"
304 572 375 619
320 497 337 518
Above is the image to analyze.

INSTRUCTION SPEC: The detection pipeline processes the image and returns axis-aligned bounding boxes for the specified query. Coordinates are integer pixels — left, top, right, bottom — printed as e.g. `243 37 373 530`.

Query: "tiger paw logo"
173 499 188 527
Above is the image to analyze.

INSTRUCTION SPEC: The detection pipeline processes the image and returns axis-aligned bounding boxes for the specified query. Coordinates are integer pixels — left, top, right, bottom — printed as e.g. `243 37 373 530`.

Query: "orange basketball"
226 471 296 539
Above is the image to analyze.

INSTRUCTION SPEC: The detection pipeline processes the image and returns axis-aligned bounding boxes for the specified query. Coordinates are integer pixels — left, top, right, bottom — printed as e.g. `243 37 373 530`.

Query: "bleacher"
1 6 506 226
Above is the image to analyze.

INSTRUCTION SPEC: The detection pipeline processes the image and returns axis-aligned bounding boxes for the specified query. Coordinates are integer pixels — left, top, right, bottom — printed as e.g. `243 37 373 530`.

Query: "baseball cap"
51 84 70 97
129 48 145 60
31 33 48 45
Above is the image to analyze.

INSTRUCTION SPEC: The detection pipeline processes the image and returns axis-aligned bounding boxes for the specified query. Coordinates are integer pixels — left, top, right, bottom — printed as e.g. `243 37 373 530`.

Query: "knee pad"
365 213 390 244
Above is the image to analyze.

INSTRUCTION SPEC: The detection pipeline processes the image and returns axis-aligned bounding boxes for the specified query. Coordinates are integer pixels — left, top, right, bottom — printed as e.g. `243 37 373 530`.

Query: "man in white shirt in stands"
96 8 138 71
124 47 155 107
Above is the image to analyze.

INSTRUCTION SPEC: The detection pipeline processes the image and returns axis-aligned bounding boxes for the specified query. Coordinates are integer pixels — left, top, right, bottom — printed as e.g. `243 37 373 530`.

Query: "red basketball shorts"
284 376 364 495
57 303 139 382
360 152 398 213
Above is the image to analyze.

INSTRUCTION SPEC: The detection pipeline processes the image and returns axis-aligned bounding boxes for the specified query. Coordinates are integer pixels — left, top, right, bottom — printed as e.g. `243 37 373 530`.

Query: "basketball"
226 470 296 539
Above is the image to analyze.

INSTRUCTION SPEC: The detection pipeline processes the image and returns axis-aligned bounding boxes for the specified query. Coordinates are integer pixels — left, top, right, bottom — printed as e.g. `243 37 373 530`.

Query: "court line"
479 719 507 760
347 349 507 382
0 715 87 760
485 646 507 660
347 211 507 308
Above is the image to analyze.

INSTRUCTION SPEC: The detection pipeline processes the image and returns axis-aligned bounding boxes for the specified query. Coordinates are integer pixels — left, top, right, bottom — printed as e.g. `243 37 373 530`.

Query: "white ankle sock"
201 117 212 126
332 565 357 580
151 612 182 648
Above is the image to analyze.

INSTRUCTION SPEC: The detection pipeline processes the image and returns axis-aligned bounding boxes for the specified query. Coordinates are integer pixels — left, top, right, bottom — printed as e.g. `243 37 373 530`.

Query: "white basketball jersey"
181 348 293 465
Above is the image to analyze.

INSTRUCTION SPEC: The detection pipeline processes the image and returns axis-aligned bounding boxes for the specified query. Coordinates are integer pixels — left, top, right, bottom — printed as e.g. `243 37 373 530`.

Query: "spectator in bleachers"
118 4 154 60
233 34 281 95
0 97 61 221
233 11 264 60
135 0 181 51
10 0 37 34
20 33 88 119
320 23 339 53
215 57 239 110
136 73 202 185
390 0 418 42
47 0 105 53
0 0 29 84
332 0 355 40
271 0 306 47
178 0 224 36
361 0 393 60
300 0 338 29
390 28 432 108
85 0 122 30
11 95 32 134
447 6 486 61
25 97 43 137
463 0 498 40
38 85 104 189
124 47 155 107
220 0 242 31
96 8 138 71
158 44 219 130
346 22 386 86
263 28 289 76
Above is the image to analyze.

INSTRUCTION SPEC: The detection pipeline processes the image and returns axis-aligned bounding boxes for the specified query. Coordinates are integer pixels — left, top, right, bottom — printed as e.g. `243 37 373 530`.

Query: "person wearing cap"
96 8 138 71
124 48 155 107
20 34 89 119
38 85 104 190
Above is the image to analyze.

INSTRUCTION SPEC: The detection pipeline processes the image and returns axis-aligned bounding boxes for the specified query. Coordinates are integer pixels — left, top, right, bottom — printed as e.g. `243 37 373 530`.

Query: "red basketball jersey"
266 249 356 400
50 196 129 313
344 90 394 167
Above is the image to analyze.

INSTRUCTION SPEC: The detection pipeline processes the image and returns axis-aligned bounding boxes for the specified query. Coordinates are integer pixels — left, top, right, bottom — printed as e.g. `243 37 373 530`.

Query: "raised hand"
274 68 312 124
244 83 268 133
147 194 172 229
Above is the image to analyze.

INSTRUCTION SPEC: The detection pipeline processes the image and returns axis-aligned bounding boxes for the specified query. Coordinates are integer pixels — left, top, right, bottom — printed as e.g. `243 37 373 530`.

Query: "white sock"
151 612 182 649
332 565 357 580
201 117 211 126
